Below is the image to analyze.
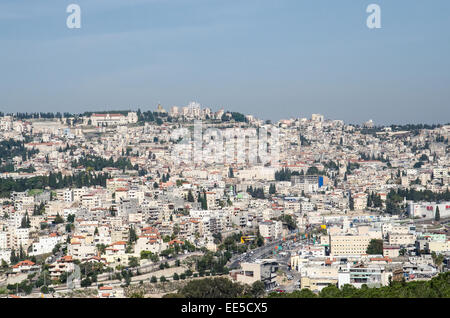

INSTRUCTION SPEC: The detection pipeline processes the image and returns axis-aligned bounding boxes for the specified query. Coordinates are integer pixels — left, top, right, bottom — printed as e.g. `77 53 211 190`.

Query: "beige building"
383 245 400 258
427 241 450 254
300 276 338 293
388 233 415 246
330 234 373 257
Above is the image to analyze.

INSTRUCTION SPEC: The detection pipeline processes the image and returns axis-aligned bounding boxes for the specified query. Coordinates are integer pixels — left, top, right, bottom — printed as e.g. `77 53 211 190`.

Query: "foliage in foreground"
269 272 450 298
163 277 265 298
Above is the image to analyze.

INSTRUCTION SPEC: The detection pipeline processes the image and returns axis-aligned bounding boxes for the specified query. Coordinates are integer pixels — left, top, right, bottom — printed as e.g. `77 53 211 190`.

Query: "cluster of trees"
305 166 326 175
219 232 247 254
6 279 34 295
72 155 135 171
159 241 196 258
0 138 39 165
247 186 265 199
435 135 448 143
79 262 108 287
11 112 72 119
10 245 30 265
58 143 77 153
164 277 265 298
0 171 110 197
33 202 46 216
269 272 450 298
161 173 171 182
275 168 295 181
221 112 248 123
359 152 390 163
137 110 168 125
391 188 450 202
367 192 383 208
278 214 297 231
194 251 231 276
390 124 443 132
140 251 159 262
275 167 324 181
269 183 276 195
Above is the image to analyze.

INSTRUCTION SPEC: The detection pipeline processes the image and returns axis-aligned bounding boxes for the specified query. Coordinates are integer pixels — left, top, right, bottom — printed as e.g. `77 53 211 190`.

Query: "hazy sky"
1 0 449 124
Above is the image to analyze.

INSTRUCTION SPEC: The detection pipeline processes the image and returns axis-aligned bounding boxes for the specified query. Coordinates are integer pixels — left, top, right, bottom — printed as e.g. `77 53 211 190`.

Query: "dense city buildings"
0 103 449 298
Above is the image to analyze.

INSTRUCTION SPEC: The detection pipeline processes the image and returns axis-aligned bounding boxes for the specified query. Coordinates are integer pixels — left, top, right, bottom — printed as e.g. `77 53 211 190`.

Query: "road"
227 233 298 269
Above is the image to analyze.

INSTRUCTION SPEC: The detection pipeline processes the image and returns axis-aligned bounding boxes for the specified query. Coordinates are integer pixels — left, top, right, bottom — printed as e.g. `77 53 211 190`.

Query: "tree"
129 291 145 298
250 281 265 298
54 213 64 224
200 191 208 210
160 276 167 283
366 239 383 255
187 190 195 202
435 206 440 221
431 252 444 272
269 184 276 195
10 249 18 264
349 193 354 211
173 273 179 281
318 285 341 298
128 257 139 268
80 277 92 287
20 212 30 228
150 276 157 283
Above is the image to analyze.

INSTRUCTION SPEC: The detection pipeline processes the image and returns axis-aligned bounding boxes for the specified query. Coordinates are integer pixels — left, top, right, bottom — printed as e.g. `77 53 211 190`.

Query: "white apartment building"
30 233 62 256
259 220 282 240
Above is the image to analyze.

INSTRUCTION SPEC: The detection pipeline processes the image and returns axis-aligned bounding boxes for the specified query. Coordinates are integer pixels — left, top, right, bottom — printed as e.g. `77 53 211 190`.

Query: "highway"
227 233 298 269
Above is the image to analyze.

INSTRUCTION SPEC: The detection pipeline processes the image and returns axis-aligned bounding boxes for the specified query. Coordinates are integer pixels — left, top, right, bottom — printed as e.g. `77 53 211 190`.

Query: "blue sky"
0 0 449 124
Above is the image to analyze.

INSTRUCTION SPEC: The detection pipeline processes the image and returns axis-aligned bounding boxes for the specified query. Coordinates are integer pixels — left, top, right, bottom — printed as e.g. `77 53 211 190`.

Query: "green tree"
250 281 265 298
269 184 276 195
435 206 440 221
366 239 383 255
187 190 194 202
318 285 341 298
431 252 444 272
54 213 64 224
349 193 354 211
128 257 139 268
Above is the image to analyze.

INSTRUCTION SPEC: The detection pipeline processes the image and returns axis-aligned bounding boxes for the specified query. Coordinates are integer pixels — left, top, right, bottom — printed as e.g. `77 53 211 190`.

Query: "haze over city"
1 0 449 124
